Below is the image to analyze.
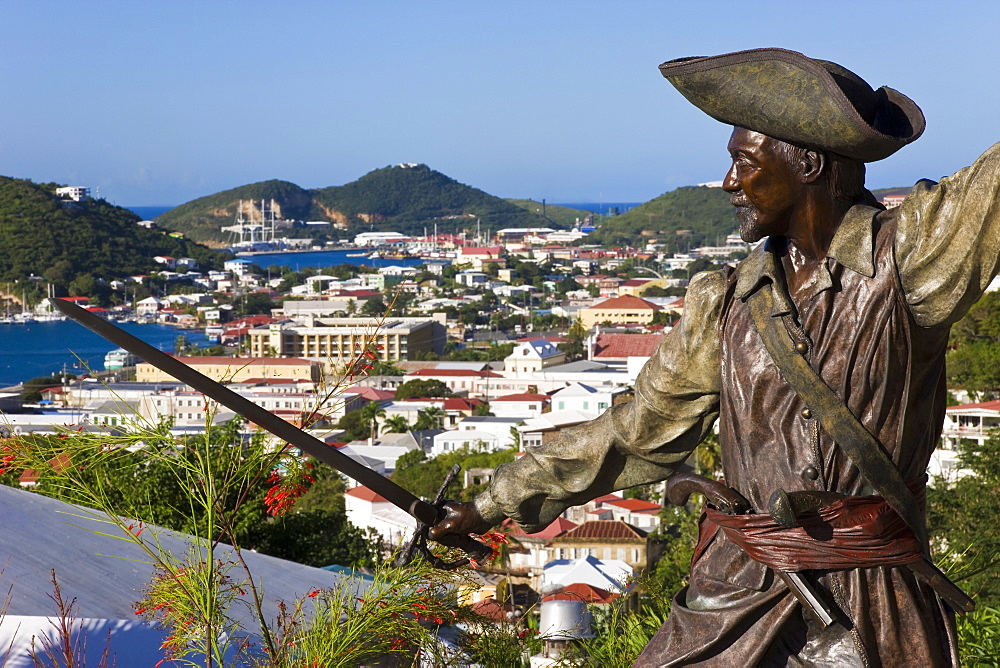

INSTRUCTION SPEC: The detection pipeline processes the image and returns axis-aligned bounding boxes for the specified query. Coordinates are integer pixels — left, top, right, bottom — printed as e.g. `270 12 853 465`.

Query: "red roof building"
591 333 665 361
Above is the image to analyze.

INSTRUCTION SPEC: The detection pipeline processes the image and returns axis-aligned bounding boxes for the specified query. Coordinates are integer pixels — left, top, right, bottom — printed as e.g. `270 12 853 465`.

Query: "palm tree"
383 415 410 433
414 405 445 431
359 401 386 443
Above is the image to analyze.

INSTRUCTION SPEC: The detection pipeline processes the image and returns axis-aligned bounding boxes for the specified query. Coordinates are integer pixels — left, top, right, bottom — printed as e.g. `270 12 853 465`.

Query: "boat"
104 347 139 370
221 199 290 254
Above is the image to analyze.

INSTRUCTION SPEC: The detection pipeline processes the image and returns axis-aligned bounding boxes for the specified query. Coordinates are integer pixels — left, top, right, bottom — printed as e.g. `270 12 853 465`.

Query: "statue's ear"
800 149 826 184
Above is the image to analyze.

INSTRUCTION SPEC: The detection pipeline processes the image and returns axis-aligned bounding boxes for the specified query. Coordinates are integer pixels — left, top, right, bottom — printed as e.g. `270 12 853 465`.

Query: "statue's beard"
735 205 766 243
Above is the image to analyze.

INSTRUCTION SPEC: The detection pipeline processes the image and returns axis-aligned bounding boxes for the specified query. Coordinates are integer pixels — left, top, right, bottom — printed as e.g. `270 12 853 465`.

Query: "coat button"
800 407 812 419
802 466 820 480
794 341 809 354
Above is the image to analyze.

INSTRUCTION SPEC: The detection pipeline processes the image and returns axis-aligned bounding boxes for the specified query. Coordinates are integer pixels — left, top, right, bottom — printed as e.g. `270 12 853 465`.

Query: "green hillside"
157 179 312 246
0 177 224 301
156 165 552 244
506 199 591 227
588 186 736 251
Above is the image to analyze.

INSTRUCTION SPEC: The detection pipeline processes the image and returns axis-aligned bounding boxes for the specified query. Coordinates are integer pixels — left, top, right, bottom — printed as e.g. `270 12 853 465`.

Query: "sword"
52 298 490 566
666 473 839 627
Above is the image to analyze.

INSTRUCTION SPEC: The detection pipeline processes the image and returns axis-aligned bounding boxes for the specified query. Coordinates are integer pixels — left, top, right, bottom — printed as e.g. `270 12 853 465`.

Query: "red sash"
693 488 925 572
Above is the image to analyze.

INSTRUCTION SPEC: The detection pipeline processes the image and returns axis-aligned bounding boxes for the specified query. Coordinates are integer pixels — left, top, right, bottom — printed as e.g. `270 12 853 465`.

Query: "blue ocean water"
127 206 175 219
551 202 642 215
0 321 204 386
245 249 426 272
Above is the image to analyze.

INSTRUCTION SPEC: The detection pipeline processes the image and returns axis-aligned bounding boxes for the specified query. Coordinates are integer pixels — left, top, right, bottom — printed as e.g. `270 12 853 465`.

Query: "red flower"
307 589 320 598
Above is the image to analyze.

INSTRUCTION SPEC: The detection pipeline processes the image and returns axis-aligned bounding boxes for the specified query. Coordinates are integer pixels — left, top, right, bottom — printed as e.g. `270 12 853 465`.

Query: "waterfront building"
246 317 446 363
136 356 320 384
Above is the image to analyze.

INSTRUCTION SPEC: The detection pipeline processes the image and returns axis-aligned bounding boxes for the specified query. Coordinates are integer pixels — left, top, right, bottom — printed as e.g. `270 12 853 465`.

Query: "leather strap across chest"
746 284 929 551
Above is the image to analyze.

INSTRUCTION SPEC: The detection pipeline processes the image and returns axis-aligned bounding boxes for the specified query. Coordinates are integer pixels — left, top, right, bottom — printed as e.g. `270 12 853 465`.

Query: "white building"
55 186 91 201
353 232 410 247
488 392 550 420
504 339 566 375
224 258 256 276
343 485 417 549
549 383 626 416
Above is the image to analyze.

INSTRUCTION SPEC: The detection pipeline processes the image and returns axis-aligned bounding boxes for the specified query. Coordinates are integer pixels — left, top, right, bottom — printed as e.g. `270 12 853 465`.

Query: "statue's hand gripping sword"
52 298 490 568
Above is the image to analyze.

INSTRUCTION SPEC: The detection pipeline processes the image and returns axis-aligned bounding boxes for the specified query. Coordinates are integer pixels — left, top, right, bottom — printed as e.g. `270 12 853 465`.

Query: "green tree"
395 378 452 400
414 405 446 431
383 415 410 433
244 510 374 568
370 360 407 376
951 292 1000 347
293 462 348 514
359 401 386 442
334 409 370 442
928 431 1000 608
560 317 588 360
946 342 1000 401
239 291 275 316
362 297 388 316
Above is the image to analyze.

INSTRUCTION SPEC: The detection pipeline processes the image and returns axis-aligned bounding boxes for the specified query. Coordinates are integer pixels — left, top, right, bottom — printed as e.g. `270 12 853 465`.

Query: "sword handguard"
396 464 492 570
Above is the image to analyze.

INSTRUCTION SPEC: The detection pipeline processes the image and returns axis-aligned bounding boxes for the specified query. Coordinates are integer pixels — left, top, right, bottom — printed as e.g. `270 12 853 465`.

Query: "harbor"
0 320 198 386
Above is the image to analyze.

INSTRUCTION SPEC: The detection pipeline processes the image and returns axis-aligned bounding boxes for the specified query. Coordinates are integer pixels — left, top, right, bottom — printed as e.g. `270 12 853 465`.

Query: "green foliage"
952 292 1000 347
291 461 347 514
156 179 314 243
414 405 446 431
391 447 518 501
267 559 469 667
395 378 452 400
382 415 411 433
334 409 370 442
958 605 1000 666
505 198 592 227
244 510 374 568
946 343 1000 400
0 178 224 301
238 291 276 315
946 292 1000 398
928 431 1000 608
370 360 407 376
570 587 671 667
646 503 701 611
587 186 736 251
311 164 546 236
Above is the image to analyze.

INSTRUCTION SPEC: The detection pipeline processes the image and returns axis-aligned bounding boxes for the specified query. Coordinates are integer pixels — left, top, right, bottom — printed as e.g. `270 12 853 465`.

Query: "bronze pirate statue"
431 48 1000 665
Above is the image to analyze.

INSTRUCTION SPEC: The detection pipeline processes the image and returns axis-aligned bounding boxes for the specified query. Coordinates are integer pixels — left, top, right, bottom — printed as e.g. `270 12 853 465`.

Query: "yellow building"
136 356 320 384
579 295 660 328
246 317 446 362
619 278 669 297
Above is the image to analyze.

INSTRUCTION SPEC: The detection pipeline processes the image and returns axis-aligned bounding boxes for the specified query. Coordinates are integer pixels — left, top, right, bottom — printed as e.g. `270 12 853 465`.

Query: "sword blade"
52 298 439 526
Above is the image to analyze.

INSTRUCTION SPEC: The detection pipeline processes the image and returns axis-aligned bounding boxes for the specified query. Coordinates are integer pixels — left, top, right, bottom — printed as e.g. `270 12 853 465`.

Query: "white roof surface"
0 484 349 665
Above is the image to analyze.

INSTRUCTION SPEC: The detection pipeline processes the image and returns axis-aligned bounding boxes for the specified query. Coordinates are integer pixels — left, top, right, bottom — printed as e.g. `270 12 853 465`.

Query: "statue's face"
723 128 803 243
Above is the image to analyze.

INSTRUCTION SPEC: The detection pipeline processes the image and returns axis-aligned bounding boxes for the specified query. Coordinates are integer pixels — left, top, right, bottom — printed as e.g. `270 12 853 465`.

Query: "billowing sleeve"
895 141 1000 327
474 270 725 532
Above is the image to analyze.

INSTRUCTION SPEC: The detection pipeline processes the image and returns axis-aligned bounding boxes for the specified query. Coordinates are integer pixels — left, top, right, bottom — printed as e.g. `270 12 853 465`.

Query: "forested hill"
156 180 314 245
157 165 552 244
588 186 736 251
310 164 546 233
0 177 223 294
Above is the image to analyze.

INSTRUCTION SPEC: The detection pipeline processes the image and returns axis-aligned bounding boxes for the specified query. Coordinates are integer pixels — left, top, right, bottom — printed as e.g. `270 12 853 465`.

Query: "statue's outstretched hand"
428 500 494 541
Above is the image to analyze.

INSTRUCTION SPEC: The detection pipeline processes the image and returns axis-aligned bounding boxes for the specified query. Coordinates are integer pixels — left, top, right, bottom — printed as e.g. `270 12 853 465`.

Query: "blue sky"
3 1 1000 206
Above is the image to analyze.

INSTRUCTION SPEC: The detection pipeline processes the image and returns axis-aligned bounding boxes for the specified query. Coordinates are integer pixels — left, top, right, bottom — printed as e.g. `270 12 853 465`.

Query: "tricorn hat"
659 48 924 162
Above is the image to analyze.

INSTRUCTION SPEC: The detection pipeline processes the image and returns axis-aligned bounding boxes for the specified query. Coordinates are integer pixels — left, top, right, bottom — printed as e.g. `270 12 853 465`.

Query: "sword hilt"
396 464 493 570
